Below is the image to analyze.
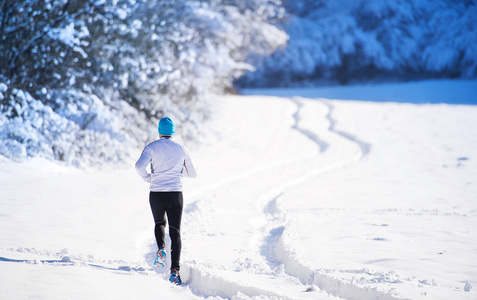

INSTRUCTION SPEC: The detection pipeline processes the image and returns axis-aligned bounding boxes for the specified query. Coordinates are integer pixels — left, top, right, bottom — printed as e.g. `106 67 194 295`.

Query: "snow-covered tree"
237 0 477 87
0 0 287 166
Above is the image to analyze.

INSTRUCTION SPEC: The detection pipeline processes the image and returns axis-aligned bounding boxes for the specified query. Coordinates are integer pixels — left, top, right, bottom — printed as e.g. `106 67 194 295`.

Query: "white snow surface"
1 80 476 299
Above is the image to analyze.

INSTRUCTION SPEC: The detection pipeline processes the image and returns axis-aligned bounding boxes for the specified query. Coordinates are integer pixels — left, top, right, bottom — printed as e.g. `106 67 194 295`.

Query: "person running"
135 117 197 285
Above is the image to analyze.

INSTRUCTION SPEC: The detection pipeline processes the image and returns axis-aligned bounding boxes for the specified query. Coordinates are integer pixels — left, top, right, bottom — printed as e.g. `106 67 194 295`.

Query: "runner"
135 117 197 285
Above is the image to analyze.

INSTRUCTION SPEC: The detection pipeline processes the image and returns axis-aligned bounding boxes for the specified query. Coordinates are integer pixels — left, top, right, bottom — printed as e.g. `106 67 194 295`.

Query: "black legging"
149 191 183 271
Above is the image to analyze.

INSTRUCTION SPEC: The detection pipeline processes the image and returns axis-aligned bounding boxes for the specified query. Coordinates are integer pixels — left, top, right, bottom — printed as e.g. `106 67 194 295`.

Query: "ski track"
184 265 298 300
253 98 404 300
174 96 400 300
291 97 329 153
321 100 371 158
323 101 371 158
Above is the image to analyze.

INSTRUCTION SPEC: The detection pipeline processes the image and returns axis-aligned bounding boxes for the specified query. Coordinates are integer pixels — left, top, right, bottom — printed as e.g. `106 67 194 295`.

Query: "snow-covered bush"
0 0 287 166
237 0 477 87
0 85 129 165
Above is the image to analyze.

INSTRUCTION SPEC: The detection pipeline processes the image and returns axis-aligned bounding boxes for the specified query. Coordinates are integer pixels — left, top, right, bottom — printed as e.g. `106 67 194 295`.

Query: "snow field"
272 100 477 299
1 81 477 299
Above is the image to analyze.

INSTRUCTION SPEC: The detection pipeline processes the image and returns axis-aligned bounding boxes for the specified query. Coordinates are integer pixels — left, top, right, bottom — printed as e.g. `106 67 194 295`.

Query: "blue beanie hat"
158 117 175 136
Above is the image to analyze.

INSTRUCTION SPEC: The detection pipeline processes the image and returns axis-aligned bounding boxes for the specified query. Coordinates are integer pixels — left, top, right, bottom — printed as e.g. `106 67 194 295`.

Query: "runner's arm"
135 146 152 182
182 148 197 178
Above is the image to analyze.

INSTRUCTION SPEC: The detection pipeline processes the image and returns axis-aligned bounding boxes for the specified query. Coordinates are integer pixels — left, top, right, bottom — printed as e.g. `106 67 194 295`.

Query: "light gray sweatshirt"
135 137 197 191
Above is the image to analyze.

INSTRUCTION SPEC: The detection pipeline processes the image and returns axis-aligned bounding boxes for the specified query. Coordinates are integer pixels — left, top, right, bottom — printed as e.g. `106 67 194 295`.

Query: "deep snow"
1 80 476 299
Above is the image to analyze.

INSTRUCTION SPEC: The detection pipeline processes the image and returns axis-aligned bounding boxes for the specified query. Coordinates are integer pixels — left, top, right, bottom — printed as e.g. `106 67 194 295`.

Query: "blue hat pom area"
158 117 175 135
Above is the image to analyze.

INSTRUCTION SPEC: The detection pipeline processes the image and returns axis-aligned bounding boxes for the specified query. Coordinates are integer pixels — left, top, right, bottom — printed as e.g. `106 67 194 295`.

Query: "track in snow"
251 98 403 300
173 96 394 300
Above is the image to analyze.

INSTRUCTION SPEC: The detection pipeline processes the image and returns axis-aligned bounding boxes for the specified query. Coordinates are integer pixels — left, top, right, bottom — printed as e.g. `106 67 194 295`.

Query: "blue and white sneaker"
169 269 182 285
153 248 166 269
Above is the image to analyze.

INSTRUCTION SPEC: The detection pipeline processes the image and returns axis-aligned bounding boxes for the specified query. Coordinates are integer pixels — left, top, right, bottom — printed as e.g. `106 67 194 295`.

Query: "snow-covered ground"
1 80 476 299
